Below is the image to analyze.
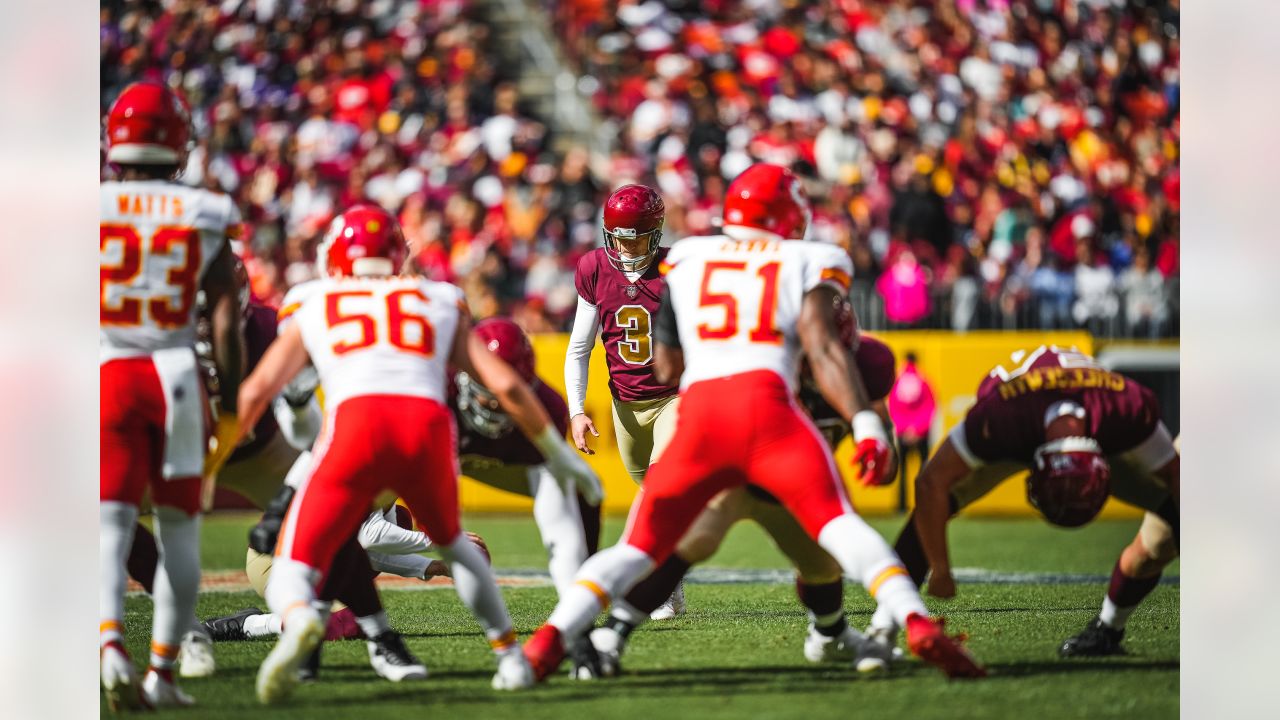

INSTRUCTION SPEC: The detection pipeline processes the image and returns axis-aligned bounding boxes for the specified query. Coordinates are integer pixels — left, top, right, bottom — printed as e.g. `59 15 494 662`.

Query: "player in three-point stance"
892 345 1179 657
100 81 245 710
234 203 602 703
523 163 985 682
565 184 685 618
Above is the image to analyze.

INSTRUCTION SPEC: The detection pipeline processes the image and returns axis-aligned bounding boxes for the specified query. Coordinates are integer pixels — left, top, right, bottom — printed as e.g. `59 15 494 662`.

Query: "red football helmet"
723 163 810 240
603 184 665 273
1027 437 1111 528
317 203 406 278
456 317 536 438
105 81 192 166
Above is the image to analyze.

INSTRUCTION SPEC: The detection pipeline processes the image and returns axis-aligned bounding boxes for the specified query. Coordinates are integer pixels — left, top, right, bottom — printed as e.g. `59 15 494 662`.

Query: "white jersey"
662 236 853 392
100 179 239 361
289 276 465 410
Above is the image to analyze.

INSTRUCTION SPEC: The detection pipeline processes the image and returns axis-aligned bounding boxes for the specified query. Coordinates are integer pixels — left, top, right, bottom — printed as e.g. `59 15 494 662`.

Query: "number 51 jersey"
662 236 853 392
289 276 465 411
100 180 240 360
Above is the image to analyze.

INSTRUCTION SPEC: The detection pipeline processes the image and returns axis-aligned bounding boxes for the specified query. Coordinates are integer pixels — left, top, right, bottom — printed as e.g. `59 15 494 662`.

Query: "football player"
890 345 1179 657
586 313 903 676
522 163 984 682
234 203 602 703
565 184 686 617
100 81 245 710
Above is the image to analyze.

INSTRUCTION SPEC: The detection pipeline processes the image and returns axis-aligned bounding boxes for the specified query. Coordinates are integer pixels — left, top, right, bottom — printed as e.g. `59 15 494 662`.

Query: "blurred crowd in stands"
102 0 1179 338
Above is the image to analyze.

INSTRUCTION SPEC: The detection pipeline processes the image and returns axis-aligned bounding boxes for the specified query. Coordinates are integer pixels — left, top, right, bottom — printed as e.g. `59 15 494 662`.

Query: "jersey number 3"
100 224 201 328
326 289 435 356
615 305 652 365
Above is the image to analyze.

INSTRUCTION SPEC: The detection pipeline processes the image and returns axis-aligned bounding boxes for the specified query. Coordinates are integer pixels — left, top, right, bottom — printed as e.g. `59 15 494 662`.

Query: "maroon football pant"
277 395 461 583
622 370 853 564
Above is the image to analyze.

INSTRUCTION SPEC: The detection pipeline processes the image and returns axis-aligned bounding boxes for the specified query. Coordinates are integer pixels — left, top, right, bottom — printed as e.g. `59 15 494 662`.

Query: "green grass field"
118 513 1179 719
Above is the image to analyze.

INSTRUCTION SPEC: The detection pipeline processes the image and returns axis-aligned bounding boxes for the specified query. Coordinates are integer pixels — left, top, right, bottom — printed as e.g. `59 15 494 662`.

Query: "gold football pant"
611 394 680 485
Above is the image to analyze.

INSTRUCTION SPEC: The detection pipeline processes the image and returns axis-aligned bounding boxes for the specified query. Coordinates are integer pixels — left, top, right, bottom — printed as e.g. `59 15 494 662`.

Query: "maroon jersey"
453 378 571 468
962 346 1161 464
229 303 281 463
575 247 677 403
799 334 897 445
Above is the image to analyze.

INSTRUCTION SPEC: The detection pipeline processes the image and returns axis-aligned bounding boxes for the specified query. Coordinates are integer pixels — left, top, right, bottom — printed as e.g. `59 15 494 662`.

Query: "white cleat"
101 642 147 713
491 648 535 691
862 625 904 667
802 623 888 674
649 581 686 620
367 631 428 682
256 607 324 705
179 628 216 678
588 627 626 678
142 667 195 708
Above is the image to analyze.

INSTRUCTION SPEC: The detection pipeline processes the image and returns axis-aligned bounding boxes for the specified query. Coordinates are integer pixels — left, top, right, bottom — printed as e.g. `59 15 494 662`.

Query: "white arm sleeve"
367 550 432 580
357 509 433 554
564 294 601 418
282 450 313 490
272 395 323 451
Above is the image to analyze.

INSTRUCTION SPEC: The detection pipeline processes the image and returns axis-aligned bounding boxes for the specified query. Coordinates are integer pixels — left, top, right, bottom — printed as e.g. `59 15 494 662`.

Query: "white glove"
532 426 604 506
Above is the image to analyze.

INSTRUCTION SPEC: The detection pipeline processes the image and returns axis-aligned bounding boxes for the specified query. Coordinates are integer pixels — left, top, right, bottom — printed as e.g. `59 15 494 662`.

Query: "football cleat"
492 648 535 691
905 613 987 679
202 607 264 642
863 625 905 665
256 606 324 704
367 631 428 682
101 641 147 713
297 646 321 683
142 666 194 708
649 581 686 621
522 624 567 682
178 628 216 678
802 623 886 673
587 626 626 678
1060 616 1126 657
567 634 606 680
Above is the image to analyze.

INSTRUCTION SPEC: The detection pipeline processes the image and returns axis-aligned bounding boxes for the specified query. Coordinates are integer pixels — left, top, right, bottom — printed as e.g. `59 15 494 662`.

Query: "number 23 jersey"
288 276 465 411
661 236 853 392
100 180 239 360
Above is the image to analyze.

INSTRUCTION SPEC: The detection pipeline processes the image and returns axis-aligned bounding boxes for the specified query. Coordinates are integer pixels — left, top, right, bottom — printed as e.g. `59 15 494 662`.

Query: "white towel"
151 347 206 479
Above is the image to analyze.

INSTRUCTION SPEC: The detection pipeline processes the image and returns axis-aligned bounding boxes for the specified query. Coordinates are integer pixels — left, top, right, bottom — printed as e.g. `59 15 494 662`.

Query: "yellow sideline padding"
459 331 1143 519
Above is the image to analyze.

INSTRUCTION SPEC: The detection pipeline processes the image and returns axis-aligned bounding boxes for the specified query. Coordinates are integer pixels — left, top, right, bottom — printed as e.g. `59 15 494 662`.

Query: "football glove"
533 426 605 506
249 485 296 554
851 411 892 487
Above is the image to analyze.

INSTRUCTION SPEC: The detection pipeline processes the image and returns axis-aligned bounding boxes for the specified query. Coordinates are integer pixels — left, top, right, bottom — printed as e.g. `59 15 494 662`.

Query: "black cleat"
201 607 264 642
567 634 606 680
367 631 427 681
1060 616 1126 657
298 645 322 682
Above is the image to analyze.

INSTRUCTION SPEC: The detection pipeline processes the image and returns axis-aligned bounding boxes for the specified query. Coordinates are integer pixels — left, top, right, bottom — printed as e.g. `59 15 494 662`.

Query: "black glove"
249 485 296 554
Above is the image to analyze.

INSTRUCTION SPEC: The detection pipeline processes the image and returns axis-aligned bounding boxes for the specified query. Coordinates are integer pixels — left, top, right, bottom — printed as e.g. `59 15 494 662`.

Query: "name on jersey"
997 367 1126 400
116 193 184 218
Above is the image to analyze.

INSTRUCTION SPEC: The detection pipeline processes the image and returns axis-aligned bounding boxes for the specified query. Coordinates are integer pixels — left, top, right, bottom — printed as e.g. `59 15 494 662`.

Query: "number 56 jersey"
661 236 853 392
100 180 240 360
287 276 465 411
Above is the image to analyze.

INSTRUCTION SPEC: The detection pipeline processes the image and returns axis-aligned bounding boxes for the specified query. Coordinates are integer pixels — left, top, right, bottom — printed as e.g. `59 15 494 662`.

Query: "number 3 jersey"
100 180 240 360
659 236 853 392
284 276 465 411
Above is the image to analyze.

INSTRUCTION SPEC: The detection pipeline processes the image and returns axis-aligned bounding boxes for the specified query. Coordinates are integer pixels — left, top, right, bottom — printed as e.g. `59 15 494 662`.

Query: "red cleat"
905 613 987 679
522 624 567 682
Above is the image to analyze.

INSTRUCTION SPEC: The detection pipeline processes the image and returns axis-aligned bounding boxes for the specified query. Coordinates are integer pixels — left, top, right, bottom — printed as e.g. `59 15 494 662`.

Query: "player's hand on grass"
927 570 957 599
571 413 599 455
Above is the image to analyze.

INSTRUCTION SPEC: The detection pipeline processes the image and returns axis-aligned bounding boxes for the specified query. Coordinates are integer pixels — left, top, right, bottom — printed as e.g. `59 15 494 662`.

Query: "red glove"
852 437 892 487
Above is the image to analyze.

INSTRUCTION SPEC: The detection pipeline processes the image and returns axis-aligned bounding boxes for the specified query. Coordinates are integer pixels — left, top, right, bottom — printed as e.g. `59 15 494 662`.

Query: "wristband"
852 410 888 444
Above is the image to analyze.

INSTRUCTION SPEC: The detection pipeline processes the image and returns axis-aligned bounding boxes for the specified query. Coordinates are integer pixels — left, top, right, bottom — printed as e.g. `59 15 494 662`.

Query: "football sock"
609 598 648 627
622 554 690 614
126 522 159 595
265 557 322 619
531 465 589 596
151 506 202 669
578 492 602 555
1100 562 1161 629
356 611 391 639
604 612 641 639
797 579 847 637
548 544 655 640
441 534 516 650
817 514 927 627
242 613 283 638
100 502 140 647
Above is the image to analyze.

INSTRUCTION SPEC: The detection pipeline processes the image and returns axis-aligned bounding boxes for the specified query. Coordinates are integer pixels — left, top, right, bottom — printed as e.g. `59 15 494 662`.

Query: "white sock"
816 514 927 627
1099 597 1136 629
265 557 321 619
100 502 139 647
869 604 897 632
530 465 588 597
357 611 391 638
441 535 515 649
610 599 648 626
547 544 654 640
242 613 283 638
151 507 202 669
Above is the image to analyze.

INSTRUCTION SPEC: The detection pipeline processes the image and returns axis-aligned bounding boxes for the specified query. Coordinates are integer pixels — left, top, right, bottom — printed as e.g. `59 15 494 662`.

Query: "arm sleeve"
367 551 432 580
272 393 322 451
564 294 600 417
357 509 433 554
653 284 681 349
